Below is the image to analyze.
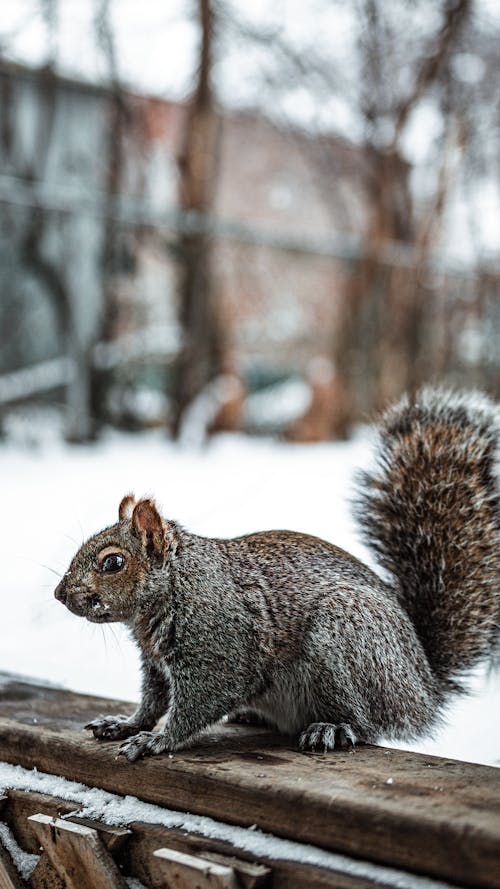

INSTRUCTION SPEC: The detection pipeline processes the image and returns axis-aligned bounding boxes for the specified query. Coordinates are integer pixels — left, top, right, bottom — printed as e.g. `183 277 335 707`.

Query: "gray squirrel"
54 387 500 761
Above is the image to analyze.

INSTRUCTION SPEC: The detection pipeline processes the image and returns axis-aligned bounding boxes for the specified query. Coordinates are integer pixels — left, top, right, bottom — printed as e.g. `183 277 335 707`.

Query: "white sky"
1 1 496 111
1 0 499 260
1 0 498 143
0 1 353 102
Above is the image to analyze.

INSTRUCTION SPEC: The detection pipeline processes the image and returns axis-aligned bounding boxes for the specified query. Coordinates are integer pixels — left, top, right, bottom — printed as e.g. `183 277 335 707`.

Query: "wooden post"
28 814 128 889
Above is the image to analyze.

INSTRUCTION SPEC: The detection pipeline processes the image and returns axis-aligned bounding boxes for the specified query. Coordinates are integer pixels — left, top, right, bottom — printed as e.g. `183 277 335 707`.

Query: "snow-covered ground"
0 425 499 766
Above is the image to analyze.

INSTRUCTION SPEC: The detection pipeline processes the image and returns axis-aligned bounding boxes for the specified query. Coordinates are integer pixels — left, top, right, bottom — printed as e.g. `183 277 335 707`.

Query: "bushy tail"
357 388 500 690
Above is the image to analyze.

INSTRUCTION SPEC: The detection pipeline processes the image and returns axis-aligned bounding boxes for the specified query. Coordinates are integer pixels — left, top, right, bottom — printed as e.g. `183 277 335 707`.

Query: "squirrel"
54 387 500 762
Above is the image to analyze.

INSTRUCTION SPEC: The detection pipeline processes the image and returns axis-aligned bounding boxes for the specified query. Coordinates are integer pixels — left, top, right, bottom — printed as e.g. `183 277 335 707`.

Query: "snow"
244 378 311 431
0 761 467 889
0 423 499 766
0 820 39 879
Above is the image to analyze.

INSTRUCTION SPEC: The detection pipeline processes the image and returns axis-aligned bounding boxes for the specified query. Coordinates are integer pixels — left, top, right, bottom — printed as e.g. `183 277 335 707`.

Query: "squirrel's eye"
101 553 125 573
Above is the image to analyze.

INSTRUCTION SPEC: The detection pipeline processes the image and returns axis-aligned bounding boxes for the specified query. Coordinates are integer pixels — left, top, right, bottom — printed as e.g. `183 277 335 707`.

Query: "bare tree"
91 0 130 429
222 0 478 426
170 0 224 437
334 0 472 416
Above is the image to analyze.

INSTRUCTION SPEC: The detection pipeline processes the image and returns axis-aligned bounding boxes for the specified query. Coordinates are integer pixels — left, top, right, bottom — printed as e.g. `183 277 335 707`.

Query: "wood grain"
28 815 128 889
124 820 385 889
3 791 388 889
0 675 499 889
153 847 238 889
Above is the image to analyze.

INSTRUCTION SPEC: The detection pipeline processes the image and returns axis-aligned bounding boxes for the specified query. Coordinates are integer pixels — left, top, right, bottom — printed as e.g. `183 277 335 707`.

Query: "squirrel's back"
357 387 500 692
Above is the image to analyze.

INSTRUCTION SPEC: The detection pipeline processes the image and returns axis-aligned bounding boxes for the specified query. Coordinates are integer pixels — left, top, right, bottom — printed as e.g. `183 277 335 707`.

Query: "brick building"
0 60 364 388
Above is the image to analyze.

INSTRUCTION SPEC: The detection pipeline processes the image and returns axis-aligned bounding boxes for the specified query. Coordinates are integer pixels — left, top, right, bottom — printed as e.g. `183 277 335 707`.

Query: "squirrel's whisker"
16 554 64 576
41 564 63 578
100 627 108 656
74 515 86 544
107 624 122 652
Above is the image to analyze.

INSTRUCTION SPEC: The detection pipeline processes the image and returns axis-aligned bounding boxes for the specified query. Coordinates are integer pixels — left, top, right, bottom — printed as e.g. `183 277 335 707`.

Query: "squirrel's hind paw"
119 731 171 762
299 722 357 752
84 714 141 741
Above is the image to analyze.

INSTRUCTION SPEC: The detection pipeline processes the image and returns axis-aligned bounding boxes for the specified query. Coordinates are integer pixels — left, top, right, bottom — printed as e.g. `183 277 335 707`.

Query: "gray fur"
57 388 500 760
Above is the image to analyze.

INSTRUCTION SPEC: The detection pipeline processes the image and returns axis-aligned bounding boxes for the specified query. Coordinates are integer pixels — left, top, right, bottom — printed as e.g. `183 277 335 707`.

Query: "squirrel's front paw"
84 714 140 741
299 722 357 752
119 731 171 762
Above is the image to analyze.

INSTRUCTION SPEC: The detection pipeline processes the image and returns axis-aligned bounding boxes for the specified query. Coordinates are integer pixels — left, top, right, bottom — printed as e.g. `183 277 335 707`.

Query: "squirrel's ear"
132 499 168 561
119 493 136 521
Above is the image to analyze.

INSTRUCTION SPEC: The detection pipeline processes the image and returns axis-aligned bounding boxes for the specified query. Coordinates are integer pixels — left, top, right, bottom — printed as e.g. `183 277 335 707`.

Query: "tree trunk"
171 0 223 438
333 0 472 431
334 147 416 422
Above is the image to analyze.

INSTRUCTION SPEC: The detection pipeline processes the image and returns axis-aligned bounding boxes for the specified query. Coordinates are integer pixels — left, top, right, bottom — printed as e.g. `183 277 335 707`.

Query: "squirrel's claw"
119 730 172 762
299 722 357 752
84 714 140 741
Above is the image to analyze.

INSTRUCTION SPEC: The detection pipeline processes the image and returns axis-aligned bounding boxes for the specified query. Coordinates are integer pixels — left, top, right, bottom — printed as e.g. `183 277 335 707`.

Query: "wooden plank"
1 791 76 855
28 814 128 889
153 847 237 888
124 819 399 889
198 851 270 889
153 846 272 889
1 791 130 859
70 818 131 857
30 855 65 889
0 676 499 889
3 791 390 889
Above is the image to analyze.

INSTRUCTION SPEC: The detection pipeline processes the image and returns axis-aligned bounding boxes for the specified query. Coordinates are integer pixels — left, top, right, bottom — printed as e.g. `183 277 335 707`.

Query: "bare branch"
393 0 471 144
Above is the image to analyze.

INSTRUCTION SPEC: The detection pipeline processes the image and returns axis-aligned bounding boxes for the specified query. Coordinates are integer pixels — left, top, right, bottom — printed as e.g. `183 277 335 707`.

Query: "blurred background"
0 0 498 442
0 0 499 765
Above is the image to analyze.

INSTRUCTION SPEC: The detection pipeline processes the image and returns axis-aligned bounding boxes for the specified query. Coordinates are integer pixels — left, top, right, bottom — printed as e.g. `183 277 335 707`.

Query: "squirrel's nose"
54 580 67 604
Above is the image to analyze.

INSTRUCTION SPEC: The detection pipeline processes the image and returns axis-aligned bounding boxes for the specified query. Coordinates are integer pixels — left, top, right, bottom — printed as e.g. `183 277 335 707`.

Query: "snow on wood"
0 676 499 889
0 820 39 881
0 760 478 889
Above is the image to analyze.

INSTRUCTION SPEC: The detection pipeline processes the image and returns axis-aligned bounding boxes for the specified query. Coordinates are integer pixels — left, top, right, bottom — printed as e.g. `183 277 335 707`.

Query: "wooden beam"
2 790 78 854
153 847 237 889
152 846 271 889
197 851 270 888
3 791 387 889
0 677 499 889
1 790 128 855
28 815 128 889
30 855 65 889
